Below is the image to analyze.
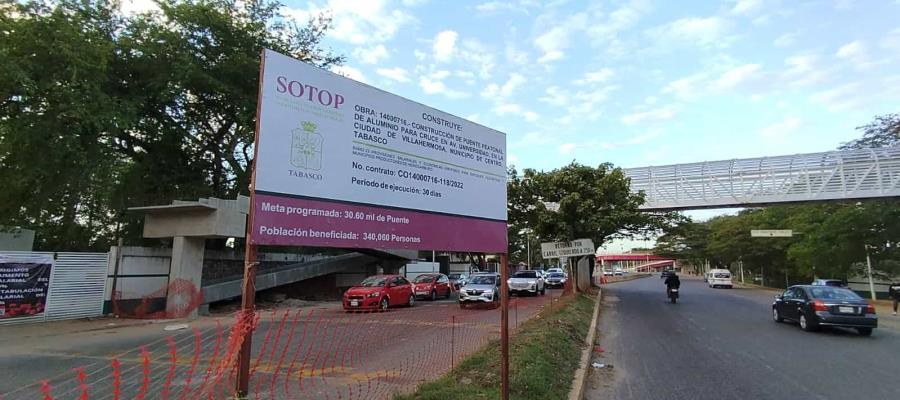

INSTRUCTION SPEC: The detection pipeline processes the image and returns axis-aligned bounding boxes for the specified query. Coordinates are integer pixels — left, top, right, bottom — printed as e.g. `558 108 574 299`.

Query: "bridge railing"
626 146 900 210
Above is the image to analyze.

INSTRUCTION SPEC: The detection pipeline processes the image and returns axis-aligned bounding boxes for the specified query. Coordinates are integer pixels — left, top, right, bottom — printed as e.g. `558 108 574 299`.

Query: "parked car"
708 269 733 288
547 267 565 276
545 272 567 288
412 273 453 300
508 270 545 296
603 269 614 276
459 273 501 309
343 275 415 311
448 273 469 289
811 279 847 287
614 268 624 276
772 285 877 336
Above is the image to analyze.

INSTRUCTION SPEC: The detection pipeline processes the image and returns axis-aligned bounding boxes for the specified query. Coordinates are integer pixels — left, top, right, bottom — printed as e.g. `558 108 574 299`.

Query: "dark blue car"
773 285 877 336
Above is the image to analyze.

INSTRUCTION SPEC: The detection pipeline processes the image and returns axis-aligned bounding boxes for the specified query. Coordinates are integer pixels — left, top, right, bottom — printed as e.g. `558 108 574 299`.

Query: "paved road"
585 276 900 400
0 287 565 399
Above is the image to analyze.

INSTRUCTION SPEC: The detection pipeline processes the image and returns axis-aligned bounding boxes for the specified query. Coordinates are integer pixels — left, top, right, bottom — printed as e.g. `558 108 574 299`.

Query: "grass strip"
396 292 596 400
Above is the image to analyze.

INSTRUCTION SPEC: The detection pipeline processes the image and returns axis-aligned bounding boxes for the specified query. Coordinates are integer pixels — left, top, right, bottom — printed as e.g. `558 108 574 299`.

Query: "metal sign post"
235 49 267 397
499 253 510 400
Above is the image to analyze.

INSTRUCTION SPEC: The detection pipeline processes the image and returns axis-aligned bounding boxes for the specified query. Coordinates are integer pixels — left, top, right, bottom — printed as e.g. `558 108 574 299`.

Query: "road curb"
567 289 603 400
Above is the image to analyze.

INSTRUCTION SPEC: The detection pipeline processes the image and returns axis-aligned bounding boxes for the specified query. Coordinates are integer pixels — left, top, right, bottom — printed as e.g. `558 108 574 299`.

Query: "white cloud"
713 63 761 90
836 40 878 70
540 86 568 106
585 0 650 46
353 44 389 65
624 131 663 145
505 42 529 66
475 1 531 15
575 68 615 85
811 83 863 111
533 14 587 63
646 16 732 48
559 143 577 155
433 30 459 62
331 65 367 83
418 76 469 99
621 106 677 125
774 33 796 48
283 1 414 45
376 67 410 82
414 50 427 61
760 117 802 138
731 0 763 15
537 50 564 63
781 54 828 87
482 73 526 99
663 73 708 100
457 39 497 79
493 103 540 122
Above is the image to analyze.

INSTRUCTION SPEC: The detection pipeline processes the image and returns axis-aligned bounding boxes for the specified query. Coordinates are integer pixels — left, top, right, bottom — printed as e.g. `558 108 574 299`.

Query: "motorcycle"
667 287 679 304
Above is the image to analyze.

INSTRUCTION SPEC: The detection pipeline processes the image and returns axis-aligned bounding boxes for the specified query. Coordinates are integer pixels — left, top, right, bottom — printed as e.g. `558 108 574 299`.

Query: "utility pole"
739 258 744 284
864 245 877 301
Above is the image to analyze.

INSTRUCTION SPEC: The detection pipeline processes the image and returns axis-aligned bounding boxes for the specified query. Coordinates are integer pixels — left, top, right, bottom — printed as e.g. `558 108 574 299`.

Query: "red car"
343 275 415 311
412 273 453 300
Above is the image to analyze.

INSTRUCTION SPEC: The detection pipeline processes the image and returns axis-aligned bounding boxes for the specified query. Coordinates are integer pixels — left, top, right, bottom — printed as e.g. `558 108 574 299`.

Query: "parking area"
0 287 568 399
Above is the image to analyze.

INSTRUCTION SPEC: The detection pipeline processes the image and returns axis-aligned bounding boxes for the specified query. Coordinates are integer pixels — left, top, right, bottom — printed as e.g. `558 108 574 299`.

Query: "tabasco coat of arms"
291 121 323 170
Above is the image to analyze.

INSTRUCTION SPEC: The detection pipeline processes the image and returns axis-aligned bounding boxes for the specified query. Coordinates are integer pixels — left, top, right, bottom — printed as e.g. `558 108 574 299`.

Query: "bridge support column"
168 236 206 317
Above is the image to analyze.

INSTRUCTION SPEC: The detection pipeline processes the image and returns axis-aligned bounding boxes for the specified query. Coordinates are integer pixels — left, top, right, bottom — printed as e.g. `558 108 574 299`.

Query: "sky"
275 0 900 173
122 0 900 249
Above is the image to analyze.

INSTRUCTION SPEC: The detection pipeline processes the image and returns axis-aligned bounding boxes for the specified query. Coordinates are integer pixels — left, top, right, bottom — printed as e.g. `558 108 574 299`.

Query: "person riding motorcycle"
664 272 681 291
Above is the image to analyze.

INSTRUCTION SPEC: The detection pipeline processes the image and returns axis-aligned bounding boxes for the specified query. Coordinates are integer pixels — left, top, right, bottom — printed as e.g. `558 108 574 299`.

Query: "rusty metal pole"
235 253 257 396
235 49 267 398
500 253 510 400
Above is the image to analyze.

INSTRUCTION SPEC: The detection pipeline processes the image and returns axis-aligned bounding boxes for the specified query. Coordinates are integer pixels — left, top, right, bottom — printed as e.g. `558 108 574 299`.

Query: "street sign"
750 229 793 237
541 239 596 258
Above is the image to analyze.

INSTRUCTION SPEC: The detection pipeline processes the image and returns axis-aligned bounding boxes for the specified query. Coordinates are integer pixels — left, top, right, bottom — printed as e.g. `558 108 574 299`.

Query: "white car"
547 267 566 276
602 270 614 276
708 269 733 288
507 270 545 296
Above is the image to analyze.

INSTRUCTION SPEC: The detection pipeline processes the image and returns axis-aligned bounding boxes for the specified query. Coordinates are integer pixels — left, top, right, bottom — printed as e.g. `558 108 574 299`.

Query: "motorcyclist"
664 272 681 291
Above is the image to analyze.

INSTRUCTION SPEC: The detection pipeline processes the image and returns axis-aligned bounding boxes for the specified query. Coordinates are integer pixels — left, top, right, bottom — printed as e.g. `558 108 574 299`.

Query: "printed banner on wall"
0 254 52 319
251 49 508 252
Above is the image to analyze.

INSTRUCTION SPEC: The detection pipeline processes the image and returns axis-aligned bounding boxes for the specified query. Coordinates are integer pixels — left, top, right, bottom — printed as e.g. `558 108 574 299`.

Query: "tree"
839 113 900 150
507 162 682 263
0 0 343 250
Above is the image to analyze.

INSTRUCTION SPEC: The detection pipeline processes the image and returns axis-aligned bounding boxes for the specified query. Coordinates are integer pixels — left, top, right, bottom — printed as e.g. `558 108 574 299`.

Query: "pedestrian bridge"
624 146 900 210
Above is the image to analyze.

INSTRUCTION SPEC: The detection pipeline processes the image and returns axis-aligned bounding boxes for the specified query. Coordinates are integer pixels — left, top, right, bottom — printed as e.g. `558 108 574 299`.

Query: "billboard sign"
541 239 596 259
252 50 508 252
0 254 52 319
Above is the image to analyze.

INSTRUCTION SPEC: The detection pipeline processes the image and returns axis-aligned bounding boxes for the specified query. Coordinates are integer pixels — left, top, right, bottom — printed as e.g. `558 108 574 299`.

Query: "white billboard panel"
254 50 507 221
251 50 508 252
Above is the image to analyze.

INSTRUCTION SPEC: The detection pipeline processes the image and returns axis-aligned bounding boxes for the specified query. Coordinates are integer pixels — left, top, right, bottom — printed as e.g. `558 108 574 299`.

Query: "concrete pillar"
168 236 206 317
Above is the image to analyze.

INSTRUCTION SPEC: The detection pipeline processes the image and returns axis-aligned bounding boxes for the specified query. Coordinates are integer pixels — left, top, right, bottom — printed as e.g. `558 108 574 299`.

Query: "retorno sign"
251 50 508 252
541 239 596 259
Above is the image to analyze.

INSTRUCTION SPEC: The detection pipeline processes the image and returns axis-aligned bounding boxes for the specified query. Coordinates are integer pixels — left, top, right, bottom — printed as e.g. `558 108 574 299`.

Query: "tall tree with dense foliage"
0 0 342 250
507 162 683 265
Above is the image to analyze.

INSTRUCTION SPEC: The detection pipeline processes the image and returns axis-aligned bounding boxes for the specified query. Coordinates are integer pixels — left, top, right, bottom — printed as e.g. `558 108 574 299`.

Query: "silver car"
458 273 501 309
